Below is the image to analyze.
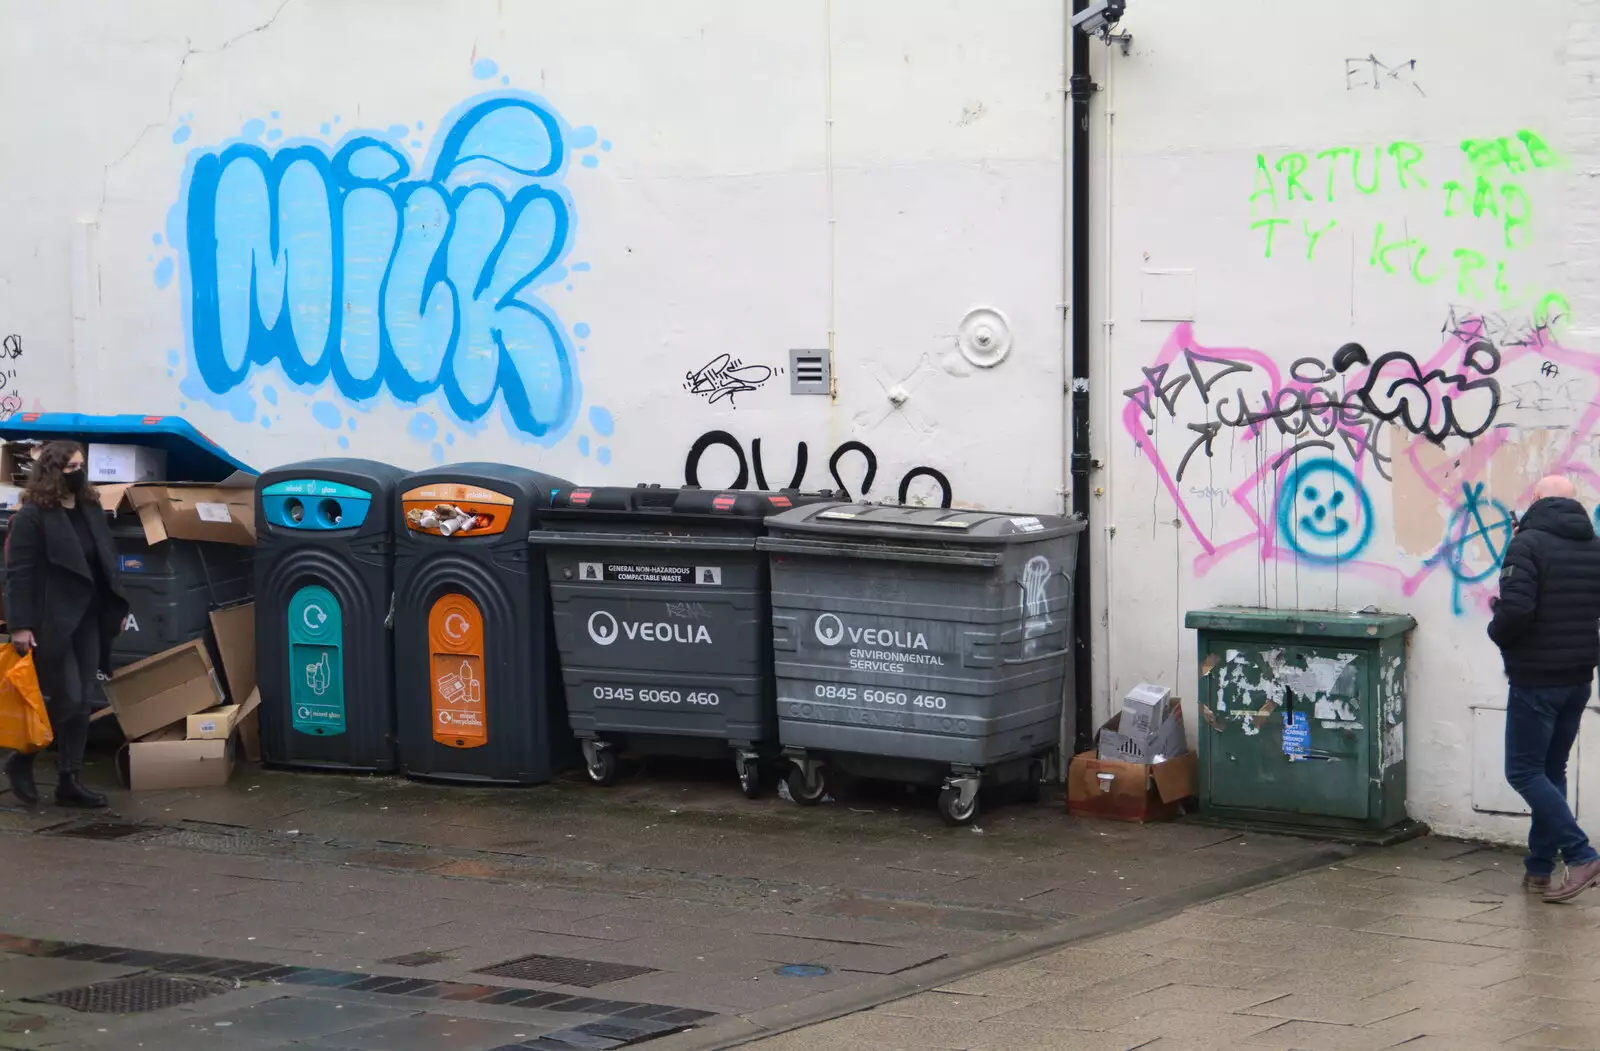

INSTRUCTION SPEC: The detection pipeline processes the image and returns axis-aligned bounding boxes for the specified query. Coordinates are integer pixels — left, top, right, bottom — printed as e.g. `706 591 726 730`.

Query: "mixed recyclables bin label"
429 593 487 747
288 584 345 735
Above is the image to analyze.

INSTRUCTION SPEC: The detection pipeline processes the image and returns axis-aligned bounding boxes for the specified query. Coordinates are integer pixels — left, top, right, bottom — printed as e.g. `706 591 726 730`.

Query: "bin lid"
547 484 828 522
0 413 253 481
764 502 1084 545
1184 606 1416 638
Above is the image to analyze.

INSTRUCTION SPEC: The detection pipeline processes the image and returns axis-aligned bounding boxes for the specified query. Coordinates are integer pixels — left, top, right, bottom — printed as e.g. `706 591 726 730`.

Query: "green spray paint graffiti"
1248 132 1566 322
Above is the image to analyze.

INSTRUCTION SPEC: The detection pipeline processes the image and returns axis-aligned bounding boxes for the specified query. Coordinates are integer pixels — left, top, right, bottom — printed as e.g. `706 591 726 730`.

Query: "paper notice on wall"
195 502 233 523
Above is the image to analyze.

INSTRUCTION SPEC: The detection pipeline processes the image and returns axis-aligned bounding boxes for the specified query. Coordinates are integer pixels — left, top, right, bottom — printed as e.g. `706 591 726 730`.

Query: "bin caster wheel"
1021 758 1046 804
938 785 979 827
737 759 763 800
586 748 618 787
785 764 827 806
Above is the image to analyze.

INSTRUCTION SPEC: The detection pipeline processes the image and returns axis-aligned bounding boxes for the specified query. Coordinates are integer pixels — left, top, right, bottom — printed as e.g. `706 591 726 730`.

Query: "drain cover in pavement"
474 953 656 987
32 975 229 1014
50 822 147 841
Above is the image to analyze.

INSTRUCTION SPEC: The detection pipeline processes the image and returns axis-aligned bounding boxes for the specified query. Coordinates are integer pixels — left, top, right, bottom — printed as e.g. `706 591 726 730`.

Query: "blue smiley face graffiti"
1275 458 1374 563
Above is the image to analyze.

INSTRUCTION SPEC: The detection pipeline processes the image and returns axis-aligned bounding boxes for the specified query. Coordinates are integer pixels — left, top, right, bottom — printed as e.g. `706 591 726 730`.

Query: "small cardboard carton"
1070 707 1198 822
1120 683 1174 739
117 726 235 790
186 687 260 741
87 443 167 484
103 639 226 741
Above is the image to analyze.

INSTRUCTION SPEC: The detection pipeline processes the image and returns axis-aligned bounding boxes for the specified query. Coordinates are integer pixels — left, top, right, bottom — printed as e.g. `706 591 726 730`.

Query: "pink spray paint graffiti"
1124 313 1600 614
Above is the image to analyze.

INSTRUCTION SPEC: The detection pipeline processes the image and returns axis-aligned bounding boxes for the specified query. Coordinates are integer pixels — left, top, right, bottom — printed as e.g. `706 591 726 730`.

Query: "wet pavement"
736 837 1600 1051
0 751 1335 1048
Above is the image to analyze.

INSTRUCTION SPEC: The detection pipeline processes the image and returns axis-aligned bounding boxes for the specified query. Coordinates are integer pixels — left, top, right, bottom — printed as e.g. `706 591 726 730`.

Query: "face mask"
63 468 86 492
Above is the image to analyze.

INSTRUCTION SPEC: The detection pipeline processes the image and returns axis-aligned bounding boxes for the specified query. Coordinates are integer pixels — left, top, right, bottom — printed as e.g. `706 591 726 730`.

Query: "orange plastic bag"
0 647 52 752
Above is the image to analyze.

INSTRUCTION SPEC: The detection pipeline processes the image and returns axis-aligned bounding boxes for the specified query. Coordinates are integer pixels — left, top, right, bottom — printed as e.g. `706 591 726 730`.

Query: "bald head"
1534 475 1577 501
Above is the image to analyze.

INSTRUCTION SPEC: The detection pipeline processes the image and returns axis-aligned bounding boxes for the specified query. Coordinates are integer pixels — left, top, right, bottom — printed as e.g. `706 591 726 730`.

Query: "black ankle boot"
4 752 39 807
55 772 107 809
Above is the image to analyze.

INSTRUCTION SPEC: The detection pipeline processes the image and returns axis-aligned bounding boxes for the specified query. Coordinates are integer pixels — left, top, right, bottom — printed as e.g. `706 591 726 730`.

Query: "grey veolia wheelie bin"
531 485 826 797
759 504 1086 825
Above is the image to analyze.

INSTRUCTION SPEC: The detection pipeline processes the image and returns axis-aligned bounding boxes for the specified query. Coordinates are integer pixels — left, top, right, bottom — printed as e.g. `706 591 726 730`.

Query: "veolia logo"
587 609 711 645
588 610 620 646
813 613 928 650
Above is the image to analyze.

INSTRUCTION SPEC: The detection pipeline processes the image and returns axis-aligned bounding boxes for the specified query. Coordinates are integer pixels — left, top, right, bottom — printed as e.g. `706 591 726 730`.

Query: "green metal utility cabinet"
1185 607 1417 841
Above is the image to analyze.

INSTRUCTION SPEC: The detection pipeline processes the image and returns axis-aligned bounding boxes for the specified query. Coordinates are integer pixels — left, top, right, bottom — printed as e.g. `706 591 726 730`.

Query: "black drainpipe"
1068 3 1097 753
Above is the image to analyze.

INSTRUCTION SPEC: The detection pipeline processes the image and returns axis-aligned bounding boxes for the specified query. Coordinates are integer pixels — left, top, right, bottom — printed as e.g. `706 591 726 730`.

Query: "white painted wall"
1092 0 1600 844
0 0 1066 517
5 0 1595 842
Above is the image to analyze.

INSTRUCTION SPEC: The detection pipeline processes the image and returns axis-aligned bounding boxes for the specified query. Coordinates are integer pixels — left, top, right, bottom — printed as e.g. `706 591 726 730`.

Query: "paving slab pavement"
728 836 1600 1051
0 754 1338 1048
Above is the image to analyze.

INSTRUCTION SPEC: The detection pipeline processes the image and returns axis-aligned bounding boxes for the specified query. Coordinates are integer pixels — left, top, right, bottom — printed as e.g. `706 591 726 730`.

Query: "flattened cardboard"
124 480 255 547
208 603 256 704
186 686 260 741
237 688 261 763
104 639 225 741
117 726 235 790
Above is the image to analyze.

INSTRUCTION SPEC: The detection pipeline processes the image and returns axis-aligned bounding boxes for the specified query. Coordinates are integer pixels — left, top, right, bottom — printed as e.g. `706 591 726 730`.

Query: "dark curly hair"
21 440 99 509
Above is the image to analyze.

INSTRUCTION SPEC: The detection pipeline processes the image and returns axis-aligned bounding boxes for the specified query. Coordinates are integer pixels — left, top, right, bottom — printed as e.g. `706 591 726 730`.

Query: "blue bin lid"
0 413 254 482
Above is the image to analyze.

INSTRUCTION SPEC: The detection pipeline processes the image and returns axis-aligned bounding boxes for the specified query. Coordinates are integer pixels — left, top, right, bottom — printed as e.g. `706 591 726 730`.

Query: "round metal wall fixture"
957 307 1013 368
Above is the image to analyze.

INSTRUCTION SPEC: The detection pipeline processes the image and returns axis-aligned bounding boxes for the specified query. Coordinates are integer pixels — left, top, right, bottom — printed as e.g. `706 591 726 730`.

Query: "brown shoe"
1544 858 1600 903
1524 872 1552 893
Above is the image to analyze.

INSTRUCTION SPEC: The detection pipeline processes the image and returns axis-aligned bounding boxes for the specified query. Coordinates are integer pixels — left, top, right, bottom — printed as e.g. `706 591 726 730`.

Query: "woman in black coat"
3 440 129 808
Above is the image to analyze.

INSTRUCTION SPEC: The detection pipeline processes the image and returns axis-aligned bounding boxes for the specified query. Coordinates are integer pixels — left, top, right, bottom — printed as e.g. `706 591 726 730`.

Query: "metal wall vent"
789 349 830 395
33 975 229 1014
475 953 656 987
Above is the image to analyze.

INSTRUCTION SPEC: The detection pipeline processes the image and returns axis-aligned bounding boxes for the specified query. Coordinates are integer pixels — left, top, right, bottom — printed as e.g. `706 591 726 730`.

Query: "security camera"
1071 0 1126 39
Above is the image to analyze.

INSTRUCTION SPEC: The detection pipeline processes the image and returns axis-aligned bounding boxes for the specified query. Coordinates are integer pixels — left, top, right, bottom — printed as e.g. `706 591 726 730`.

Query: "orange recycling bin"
393 464 572 784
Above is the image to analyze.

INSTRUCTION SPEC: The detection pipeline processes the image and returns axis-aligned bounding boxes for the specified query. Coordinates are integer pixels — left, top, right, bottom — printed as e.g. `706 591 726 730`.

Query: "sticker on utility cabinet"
1282 711 1311 760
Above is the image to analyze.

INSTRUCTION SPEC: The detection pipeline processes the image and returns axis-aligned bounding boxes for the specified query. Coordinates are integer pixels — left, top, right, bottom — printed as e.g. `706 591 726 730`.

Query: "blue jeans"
1505 683 1599 877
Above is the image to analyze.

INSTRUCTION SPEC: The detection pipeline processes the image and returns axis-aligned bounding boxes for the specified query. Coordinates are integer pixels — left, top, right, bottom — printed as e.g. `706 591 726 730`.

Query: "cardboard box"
87 443 167 484
1120 683 1173 739
1070 706 1198 822
186 686 260 741
111 473 257 547
1097 699 1189 763
103 639 225 740
116 726 235 790
1068 750 1199 822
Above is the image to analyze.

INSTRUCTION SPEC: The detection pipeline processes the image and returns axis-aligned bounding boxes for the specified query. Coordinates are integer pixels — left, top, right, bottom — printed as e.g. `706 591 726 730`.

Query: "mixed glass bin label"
262 479 375 531
288 584 345 736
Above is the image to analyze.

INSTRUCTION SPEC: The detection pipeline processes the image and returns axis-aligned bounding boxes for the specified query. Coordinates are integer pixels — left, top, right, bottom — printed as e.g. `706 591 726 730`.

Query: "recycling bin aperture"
255 459 406 772
760 504 1086 826
393 463 572 785
531 485 821 797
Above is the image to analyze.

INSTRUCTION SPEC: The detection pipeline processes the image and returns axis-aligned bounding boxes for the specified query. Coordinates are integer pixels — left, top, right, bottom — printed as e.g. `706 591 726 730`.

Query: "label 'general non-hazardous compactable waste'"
760 504 1086 825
